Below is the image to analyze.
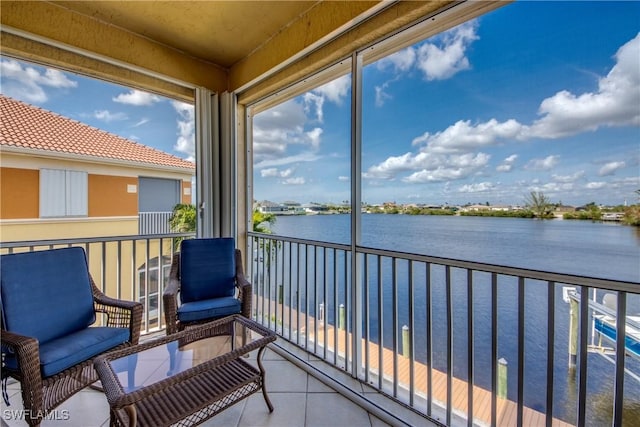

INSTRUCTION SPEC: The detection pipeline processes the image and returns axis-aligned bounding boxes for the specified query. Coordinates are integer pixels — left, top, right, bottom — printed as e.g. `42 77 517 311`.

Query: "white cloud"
458 182 495 193
306 128 323 150
552 171 585 183
303 92 324 123
364 150 490 183
253 99 319 163
528 33 640 139
314 75 351 105
261 167 295 178
377 47 416 73
370 21 479 106
368 32 640 182
132 118 150 128
260 168 279 178
375 84 393 107
412 119 525 154
585 181 607 189
402 153 490 183
374 48 417 107
113 89 162 106
338 176 349 181
525 155 560 171
416 21 479 81
0 58 77 104
598 161 626 176
94 110 127 122
255 152 323 169
529 182 575 193
496 154 518 172
172 101 195 161
279 168 294 178
283 177 305 185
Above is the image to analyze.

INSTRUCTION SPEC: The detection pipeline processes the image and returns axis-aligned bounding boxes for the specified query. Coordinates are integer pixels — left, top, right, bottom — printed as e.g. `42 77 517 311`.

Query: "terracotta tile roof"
0 95 195 171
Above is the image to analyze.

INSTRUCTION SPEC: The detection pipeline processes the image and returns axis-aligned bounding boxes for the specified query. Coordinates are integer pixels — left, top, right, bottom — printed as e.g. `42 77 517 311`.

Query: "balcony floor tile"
0 347 393 427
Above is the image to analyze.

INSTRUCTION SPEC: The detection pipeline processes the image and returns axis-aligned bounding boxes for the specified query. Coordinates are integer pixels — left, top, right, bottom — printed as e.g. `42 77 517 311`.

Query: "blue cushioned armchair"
163 238 252 335
0 247 142 427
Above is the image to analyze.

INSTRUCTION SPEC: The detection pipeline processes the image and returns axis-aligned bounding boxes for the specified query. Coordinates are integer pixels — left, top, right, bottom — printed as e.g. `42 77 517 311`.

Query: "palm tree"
169 203 197 249
251 209 278 303
525 191 554 219
252 210 276 233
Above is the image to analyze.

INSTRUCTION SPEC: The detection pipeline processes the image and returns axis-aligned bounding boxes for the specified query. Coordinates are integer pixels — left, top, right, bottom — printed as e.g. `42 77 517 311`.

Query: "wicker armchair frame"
163 249 252 335
1 276 143 427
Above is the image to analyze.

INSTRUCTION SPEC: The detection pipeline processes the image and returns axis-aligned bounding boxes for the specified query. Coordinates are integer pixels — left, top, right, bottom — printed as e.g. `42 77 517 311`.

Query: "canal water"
270 214 640 426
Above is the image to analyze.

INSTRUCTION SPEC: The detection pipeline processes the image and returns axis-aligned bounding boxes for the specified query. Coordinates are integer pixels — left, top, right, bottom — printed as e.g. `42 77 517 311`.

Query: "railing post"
339 304 345 330
402 325 410 358
319 302 324 322
498 358 508 399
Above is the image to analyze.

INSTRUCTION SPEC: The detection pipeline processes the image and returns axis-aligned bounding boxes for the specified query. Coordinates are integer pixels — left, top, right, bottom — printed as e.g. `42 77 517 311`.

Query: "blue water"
272 214 640 282
268 214 640 425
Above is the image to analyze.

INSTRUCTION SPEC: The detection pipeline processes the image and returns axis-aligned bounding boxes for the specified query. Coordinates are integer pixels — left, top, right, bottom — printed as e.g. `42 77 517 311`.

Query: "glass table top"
107 319 260 393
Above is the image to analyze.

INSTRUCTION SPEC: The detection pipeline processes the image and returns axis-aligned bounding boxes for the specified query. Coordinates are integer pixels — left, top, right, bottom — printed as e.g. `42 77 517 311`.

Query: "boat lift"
563 287 640 382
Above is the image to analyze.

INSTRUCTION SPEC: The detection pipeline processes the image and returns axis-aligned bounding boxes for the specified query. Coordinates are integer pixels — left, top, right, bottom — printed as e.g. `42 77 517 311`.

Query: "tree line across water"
168 190 640 233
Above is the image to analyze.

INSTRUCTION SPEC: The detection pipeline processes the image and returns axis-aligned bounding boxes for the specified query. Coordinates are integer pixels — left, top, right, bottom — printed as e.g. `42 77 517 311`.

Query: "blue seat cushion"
0 247 96 344
180 238 236 303
3 327 130 378
177 297 241 323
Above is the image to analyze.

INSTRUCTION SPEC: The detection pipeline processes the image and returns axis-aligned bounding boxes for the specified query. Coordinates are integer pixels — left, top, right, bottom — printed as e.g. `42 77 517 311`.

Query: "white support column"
195 88 219 238
350 52 363 379
220 91 237 238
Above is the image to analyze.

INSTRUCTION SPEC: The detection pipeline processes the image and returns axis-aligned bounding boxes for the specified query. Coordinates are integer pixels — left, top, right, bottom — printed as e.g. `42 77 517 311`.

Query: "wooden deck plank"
255 296 575 427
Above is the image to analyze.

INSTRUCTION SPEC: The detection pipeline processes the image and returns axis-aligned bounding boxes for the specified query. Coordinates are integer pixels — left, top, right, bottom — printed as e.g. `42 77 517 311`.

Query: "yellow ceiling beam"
0 1 227 95
229 0 382 93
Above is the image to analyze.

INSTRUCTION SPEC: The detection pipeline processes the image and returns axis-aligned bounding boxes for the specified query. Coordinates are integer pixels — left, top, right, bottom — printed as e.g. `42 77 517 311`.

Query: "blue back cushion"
1 247 96 344
180 238 236 303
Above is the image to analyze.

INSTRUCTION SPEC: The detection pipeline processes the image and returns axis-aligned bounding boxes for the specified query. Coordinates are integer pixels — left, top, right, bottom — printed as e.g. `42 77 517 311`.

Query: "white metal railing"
0 233 194 335
138 211 173 235
248 231 640 427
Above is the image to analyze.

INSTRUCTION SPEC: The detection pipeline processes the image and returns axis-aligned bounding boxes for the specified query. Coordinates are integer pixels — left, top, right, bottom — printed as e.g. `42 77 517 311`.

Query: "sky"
1 2 638 208
0 59 195 161
252 1 640 207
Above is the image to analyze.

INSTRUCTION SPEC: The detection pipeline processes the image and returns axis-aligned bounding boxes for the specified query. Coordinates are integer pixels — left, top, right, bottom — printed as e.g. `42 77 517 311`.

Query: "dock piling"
402 325 410 358
568 296 578 368
498 358 508 399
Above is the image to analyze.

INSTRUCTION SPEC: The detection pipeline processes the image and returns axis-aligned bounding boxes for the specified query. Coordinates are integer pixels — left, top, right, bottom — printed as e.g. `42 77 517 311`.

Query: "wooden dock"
256 295 574 426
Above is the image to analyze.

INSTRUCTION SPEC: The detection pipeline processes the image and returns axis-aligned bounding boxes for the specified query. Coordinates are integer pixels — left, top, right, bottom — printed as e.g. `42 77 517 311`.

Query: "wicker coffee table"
94 315 276 426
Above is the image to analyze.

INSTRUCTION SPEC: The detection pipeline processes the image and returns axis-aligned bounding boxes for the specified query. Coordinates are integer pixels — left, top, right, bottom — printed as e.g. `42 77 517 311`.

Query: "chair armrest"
163 253 181 335
234 249 252 319
1 330 44 409
91 280 143 345
237 277 252 319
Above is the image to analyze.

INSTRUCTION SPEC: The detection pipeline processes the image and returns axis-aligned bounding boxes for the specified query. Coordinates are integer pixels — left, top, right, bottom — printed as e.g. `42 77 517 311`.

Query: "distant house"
0 95 195 241
554 205 576 214
257 200 286 214
464 204 491 212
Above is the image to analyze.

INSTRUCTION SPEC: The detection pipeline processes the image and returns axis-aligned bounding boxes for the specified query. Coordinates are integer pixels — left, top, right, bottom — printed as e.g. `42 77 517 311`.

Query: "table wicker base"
110 357 269 427
95 316 276 427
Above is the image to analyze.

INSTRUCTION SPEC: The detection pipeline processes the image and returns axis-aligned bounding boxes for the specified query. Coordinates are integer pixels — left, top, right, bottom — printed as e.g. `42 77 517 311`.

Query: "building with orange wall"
0 95 195 324
0 94 195 242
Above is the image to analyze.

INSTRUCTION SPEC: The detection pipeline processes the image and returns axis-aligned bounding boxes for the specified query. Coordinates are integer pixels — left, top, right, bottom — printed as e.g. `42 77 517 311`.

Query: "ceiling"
2 1 497 99
50 1 322 69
